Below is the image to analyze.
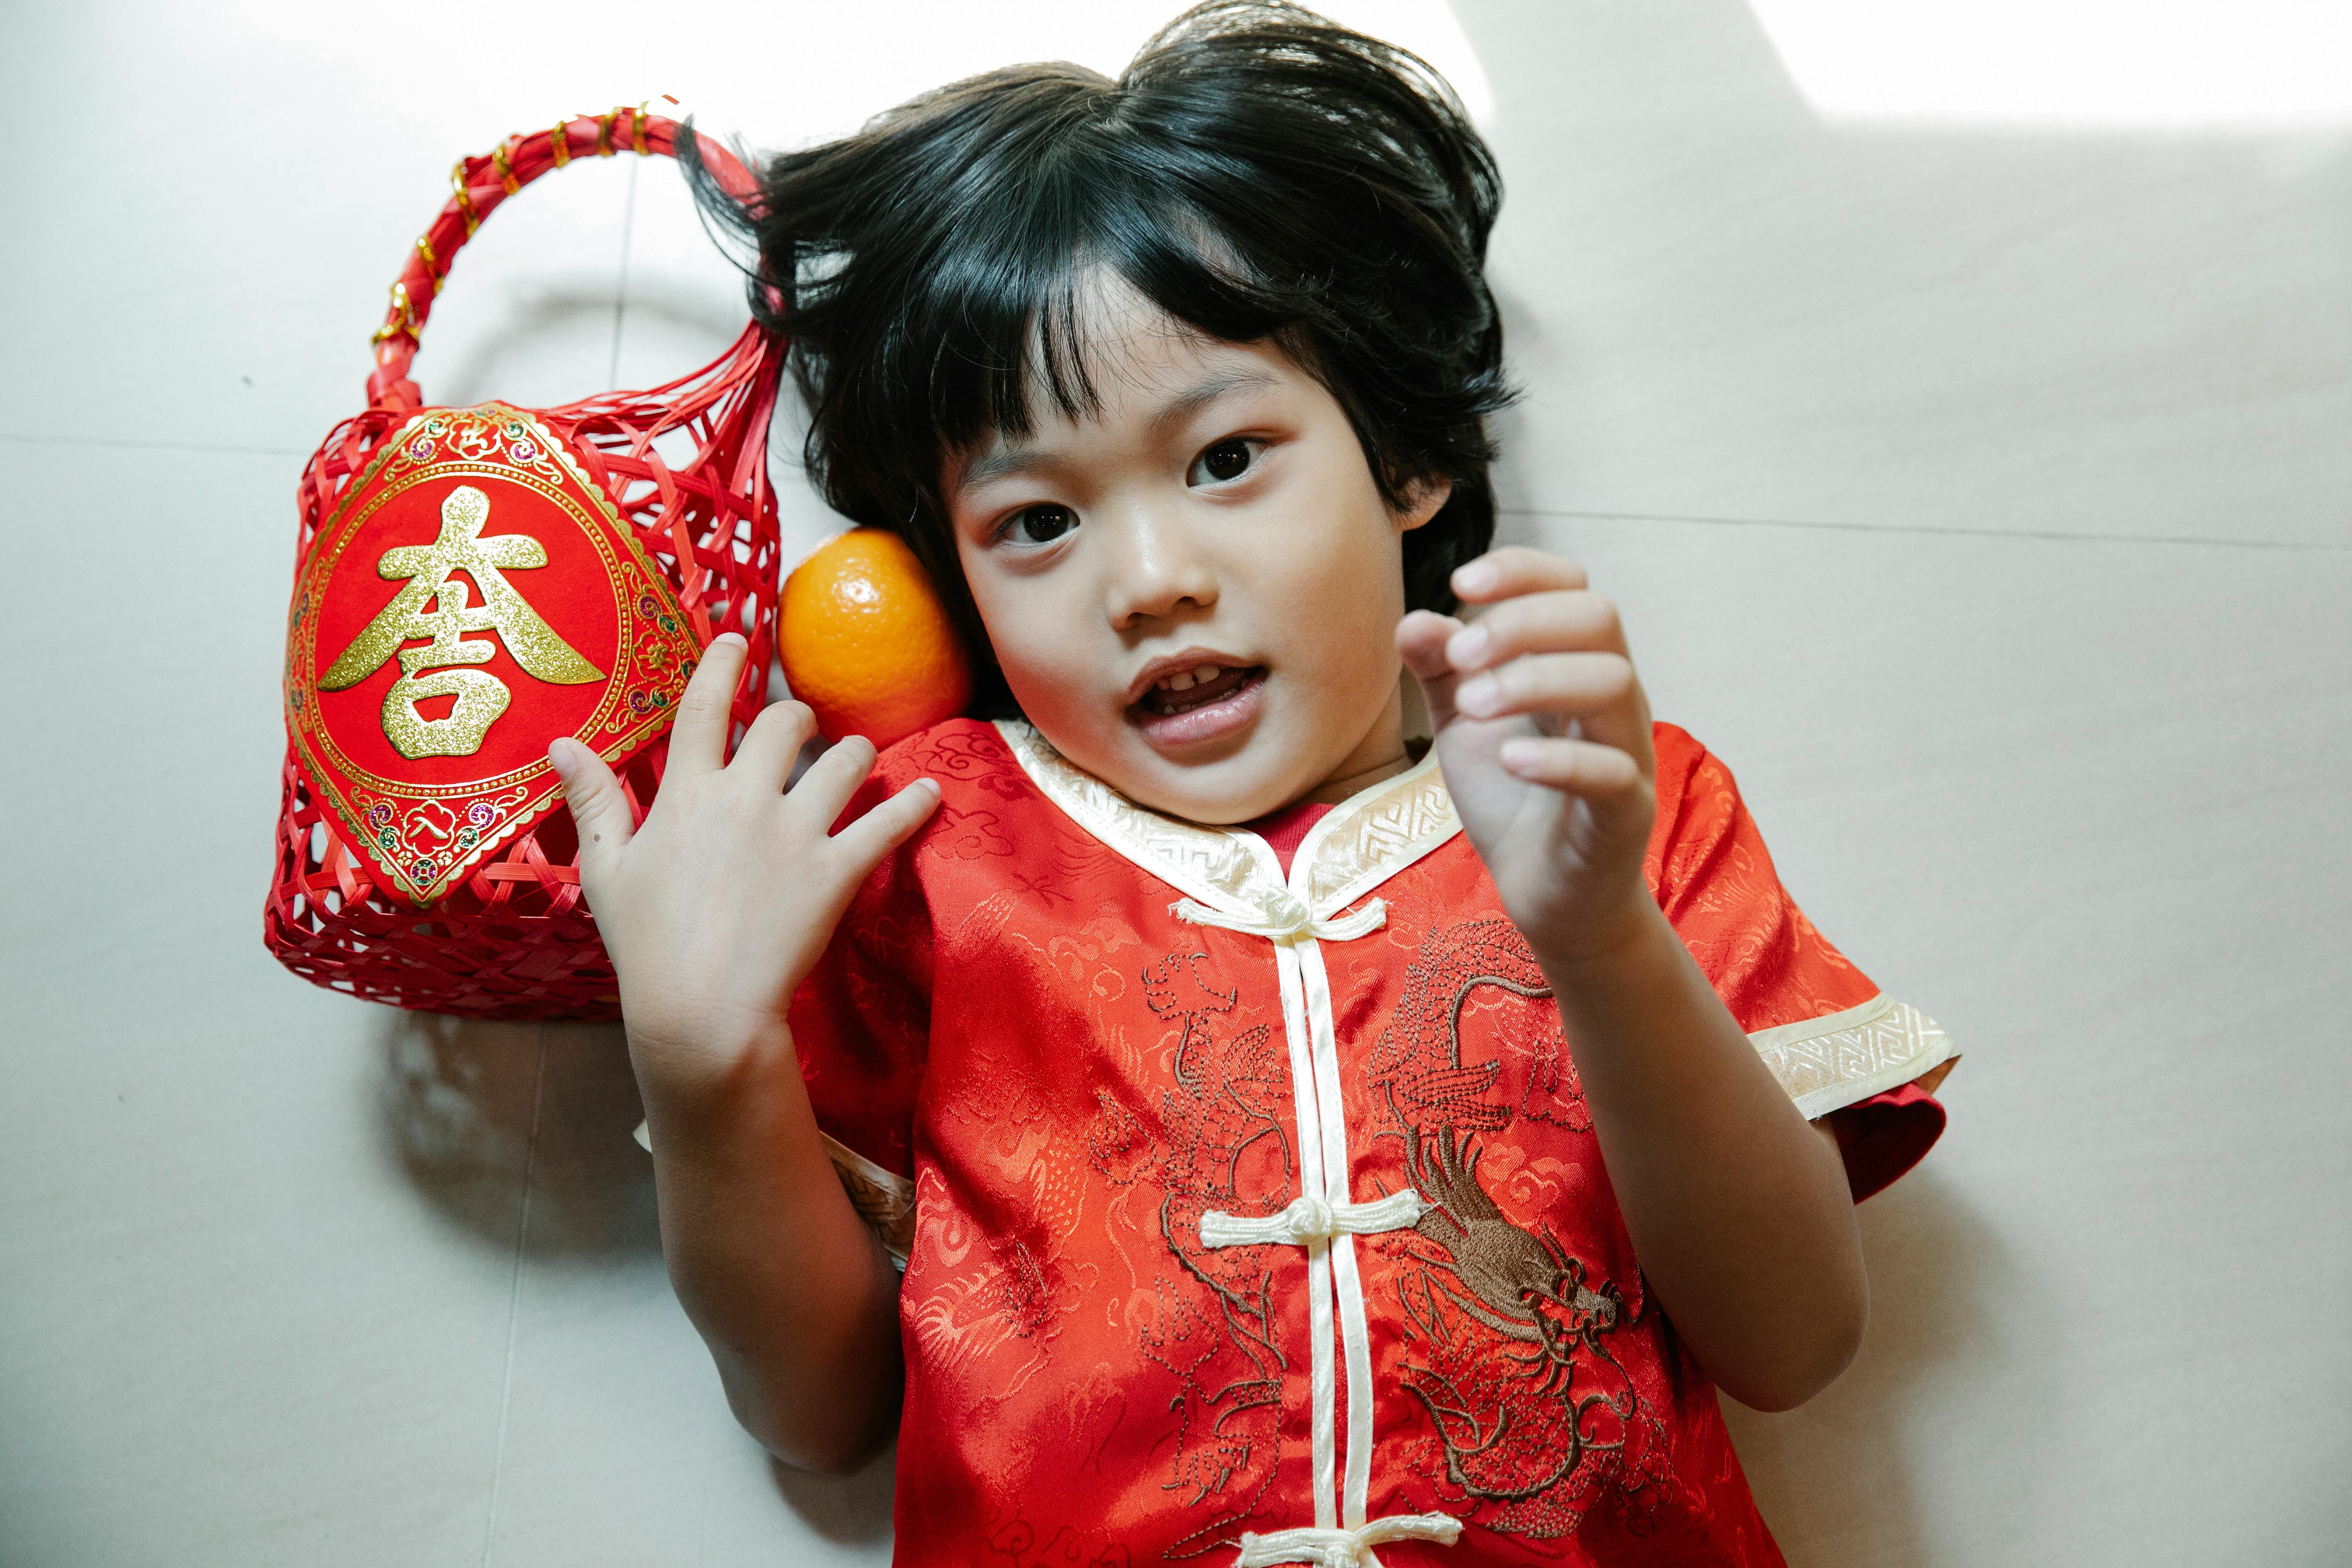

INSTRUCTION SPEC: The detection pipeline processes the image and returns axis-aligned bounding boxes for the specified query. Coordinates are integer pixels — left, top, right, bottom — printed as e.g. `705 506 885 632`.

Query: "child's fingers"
550 737 635 885
1453 652 1636 724
1397 609 1462 679
667 633 750 777
1397 609 1467 728
1450 548 1589 606
1446 590 1651 762
732 699 819 789
790 732 879 827
1445 590 1628 671
1495 735 1645 798
829 777 943 873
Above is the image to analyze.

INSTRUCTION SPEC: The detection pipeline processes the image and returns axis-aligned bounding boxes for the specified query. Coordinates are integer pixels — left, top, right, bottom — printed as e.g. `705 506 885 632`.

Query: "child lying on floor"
551 5 1956 1562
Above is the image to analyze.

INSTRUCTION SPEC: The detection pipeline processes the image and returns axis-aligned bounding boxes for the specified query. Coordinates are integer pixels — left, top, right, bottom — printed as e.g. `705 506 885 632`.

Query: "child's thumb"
549 737 634 885
1397 609 1466 730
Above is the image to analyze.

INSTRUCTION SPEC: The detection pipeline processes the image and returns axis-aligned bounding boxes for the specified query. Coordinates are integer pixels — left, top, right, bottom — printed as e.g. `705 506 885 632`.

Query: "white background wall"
2 2 2345 1563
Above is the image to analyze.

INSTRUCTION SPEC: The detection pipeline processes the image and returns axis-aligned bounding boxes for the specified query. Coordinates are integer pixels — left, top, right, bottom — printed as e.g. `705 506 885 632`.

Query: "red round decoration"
287 405 703 907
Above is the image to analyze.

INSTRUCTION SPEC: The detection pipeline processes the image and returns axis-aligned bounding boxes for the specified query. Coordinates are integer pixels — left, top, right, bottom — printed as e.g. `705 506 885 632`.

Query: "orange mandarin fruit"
778 528 973 749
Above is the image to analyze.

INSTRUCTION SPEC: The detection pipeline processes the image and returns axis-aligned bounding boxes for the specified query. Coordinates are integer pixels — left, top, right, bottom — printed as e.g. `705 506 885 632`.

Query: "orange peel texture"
778 528 973 750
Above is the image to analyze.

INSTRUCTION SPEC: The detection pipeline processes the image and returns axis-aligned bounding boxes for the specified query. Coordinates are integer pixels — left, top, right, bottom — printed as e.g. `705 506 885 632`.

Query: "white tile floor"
3 2 2345 1564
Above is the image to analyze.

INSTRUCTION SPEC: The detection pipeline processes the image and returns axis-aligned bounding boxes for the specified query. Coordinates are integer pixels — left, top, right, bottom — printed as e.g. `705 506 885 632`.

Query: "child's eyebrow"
954 445 1047 495
952 368 1283 496
1146 367 1282 435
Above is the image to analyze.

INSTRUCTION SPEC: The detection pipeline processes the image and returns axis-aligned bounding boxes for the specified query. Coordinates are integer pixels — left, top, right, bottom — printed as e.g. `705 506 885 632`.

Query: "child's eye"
1001 503 1078 546
1189 438 1259 487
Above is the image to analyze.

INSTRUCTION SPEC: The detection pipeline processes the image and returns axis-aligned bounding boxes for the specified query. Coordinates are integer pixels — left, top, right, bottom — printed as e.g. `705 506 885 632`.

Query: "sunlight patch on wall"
1747 0 2352 129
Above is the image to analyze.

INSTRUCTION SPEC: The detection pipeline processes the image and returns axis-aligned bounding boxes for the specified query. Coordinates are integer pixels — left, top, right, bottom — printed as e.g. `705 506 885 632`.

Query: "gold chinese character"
322 484 602 758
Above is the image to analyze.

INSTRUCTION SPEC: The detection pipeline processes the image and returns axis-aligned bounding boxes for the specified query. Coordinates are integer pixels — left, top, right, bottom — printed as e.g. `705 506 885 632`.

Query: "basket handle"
366 103 760 412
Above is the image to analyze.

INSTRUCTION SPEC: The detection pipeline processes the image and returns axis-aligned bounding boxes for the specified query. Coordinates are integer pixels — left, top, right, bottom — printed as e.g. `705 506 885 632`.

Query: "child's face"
945 279 1446 823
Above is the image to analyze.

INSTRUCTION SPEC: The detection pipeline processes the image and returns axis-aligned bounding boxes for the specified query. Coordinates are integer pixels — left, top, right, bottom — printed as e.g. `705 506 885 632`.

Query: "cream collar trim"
993 719 1460 923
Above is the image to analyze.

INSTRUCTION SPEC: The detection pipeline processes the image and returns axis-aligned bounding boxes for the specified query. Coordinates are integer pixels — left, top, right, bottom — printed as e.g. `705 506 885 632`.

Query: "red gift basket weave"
266 105 783 1020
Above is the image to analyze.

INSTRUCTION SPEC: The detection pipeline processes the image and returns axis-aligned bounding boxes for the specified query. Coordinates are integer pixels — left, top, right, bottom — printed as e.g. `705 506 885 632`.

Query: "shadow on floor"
767 1443 900 1549
1718 1166 2042 1564
379 1010 906 1543
429 280 743 409
377 1010 660 1257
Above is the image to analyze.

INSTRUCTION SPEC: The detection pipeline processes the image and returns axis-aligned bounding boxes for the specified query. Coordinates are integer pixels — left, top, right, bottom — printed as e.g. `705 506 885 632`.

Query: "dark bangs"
683 0 1511 715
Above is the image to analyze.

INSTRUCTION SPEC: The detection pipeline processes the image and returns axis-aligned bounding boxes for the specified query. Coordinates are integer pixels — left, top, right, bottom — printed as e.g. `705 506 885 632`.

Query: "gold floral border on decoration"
291 405 681 798
293 465 637 793
283 403 701 905
1748 994 1959 1120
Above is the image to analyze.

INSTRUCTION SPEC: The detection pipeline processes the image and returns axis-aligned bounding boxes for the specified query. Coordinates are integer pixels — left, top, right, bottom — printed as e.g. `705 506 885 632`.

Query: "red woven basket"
266 105 783 1020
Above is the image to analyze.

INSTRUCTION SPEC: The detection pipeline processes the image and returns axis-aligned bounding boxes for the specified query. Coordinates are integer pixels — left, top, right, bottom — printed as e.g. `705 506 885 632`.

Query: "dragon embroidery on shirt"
1088 947 1295 1558
1370 918 1673 1541
1405 1124 1626 1398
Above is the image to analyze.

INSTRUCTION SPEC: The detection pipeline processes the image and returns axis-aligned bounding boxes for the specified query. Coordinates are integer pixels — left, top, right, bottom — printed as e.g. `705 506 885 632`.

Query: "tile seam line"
1498 506 2352 553
0 431 308 457
480 1029 550 1568
608 153 638 389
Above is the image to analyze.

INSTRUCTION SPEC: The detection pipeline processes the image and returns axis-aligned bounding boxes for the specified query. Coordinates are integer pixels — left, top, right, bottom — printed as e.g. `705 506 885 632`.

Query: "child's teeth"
1143 662 1258 714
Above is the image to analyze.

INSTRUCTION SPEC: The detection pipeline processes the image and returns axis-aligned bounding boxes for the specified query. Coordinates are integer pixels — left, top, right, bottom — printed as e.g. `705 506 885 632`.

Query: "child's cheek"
997 622 1111 741
1272 499 1409 674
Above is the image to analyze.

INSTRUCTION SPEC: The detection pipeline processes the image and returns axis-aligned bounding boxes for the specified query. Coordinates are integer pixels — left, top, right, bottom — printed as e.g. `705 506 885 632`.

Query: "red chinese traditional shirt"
789 717 1956 1567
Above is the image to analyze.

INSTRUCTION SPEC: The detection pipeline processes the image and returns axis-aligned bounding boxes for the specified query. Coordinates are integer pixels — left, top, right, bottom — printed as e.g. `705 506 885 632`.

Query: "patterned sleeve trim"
634 1120 916 1272
824 1132 917 1271
1747 994 1958 1120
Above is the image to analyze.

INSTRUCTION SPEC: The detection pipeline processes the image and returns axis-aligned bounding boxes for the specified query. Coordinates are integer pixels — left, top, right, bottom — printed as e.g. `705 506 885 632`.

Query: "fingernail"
547 737 576 777
1499 738 1541 772
1457 675 1498 716
918 777 942 797
715 631 748 650
1448 626 1489 666
1454 562 1496 595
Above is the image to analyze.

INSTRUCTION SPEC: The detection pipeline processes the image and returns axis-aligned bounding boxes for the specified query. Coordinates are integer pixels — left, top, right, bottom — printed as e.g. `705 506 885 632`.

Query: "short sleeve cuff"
1825 1082 1948 1202
631 1122 917 1270
825 1133 917 1269
1746 993 1957 1120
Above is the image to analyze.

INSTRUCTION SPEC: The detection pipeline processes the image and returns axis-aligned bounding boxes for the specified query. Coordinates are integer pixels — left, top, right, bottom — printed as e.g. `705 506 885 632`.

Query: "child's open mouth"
1130 662 1268 746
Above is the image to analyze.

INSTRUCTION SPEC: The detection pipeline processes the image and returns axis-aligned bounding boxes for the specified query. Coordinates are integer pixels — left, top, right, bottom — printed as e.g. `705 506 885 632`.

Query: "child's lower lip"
1130 669 1267 749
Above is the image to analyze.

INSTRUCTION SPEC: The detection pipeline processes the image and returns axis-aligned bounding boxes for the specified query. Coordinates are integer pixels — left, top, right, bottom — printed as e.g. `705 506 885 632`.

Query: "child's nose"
1103 513 1219 629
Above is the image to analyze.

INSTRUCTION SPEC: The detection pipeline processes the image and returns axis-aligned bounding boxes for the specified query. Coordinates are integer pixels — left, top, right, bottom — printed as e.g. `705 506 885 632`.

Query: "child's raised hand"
1398 548 1658 966
547 634 940 1102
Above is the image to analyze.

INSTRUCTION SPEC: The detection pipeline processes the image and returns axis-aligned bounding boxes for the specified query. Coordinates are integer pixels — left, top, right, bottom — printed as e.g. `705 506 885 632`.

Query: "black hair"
684 0 1511 716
